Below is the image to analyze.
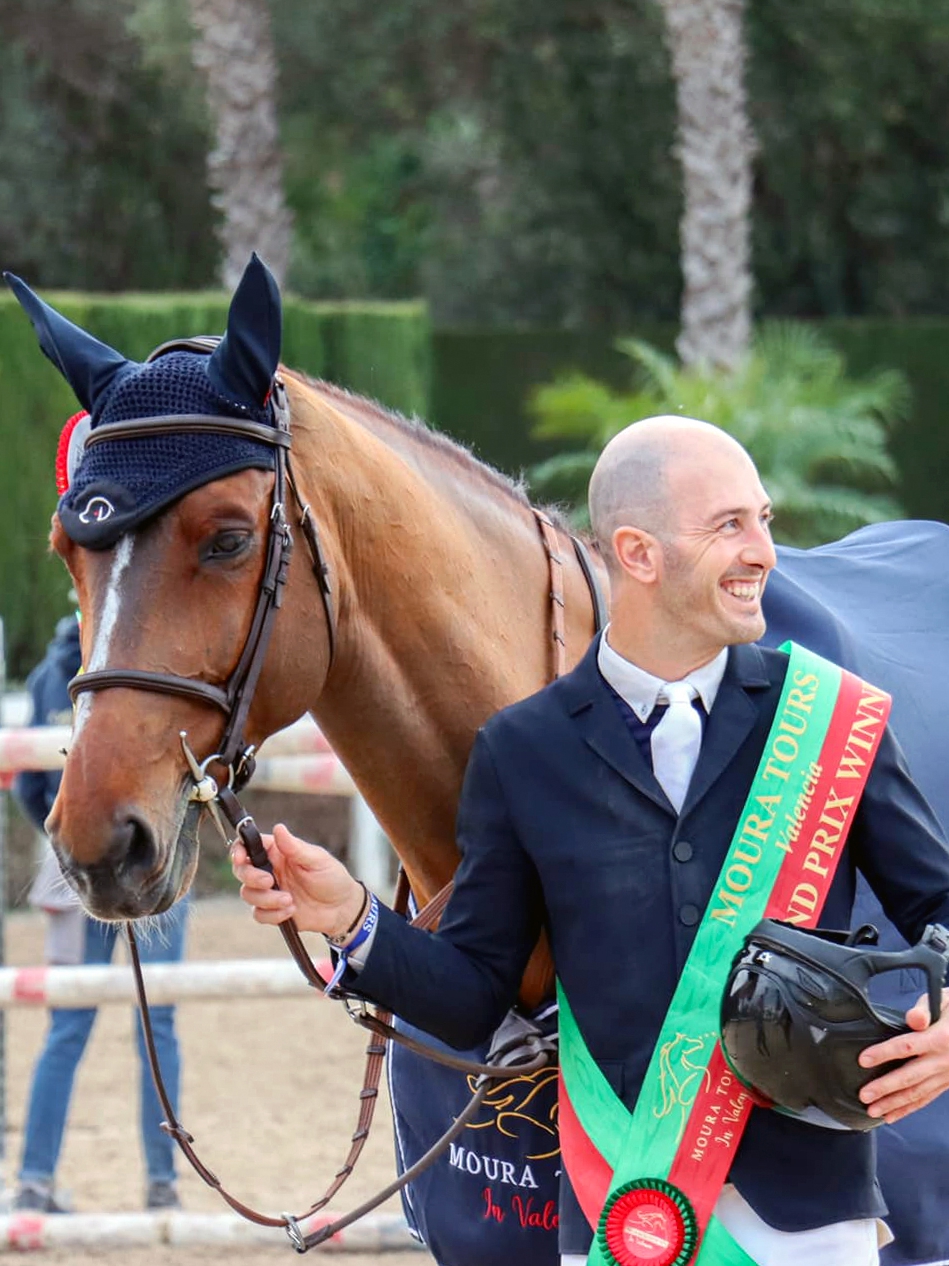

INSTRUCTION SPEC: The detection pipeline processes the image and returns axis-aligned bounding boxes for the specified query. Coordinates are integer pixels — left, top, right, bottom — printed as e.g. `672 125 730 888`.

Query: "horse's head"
7 255 325 919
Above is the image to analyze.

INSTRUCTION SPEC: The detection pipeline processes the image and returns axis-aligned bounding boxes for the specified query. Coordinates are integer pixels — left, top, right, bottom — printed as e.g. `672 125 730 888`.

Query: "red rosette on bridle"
55 410 91 495
597 1178 698 1266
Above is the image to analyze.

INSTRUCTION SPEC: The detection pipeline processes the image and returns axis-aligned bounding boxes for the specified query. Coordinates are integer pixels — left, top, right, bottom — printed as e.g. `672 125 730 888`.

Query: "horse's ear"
3 272 130 413
207 253 282 407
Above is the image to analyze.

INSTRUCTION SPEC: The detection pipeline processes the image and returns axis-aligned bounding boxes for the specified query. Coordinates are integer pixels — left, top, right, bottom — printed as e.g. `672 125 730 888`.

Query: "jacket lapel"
680 642 774 815
564 637 672 813
563 638 778 816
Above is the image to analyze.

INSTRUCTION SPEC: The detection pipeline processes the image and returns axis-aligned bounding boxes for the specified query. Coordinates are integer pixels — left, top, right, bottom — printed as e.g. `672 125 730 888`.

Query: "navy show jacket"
350 636 949 1251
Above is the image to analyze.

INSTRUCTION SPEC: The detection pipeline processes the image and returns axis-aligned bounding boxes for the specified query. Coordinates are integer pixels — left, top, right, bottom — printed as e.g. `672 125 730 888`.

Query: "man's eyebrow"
706 500 774 523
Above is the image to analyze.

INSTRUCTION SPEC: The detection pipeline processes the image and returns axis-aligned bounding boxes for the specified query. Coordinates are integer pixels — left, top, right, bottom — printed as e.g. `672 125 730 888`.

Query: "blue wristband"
325 891 379 998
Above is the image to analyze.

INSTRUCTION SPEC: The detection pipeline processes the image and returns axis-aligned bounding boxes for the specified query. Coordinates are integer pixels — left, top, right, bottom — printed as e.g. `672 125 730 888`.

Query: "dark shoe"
146 1180 180 1210
13 1184 71 1214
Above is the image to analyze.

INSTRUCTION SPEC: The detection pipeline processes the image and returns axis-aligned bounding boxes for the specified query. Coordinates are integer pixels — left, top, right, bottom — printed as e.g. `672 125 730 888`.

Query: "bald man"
233 417 949 1266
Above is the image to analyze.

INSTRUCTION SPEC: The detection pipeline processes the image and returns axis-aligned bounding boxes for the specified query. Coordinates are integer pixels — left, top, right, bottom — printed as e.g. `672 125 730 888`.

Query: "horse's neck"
288 382 600 904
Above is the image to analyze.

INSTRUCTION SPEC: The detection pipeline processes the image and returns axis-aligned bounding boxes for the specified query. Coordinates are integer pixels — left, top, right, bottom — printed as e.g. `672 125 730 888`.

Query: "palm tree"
656 0 755 370
528 324 906 547
188 0 292 287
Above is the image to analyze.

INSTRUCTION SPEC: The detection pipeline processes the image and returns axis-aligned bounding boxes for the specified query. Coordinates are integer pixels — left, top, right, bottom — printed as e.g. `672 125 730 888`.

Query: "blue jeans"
19 900 189 1188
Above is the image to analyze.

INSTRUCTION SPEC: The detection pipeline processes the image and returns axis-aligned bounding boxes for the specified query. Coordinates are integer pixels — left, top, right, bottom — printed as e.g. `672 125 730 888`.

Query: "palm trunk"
188 0 292 288
657 0 754 370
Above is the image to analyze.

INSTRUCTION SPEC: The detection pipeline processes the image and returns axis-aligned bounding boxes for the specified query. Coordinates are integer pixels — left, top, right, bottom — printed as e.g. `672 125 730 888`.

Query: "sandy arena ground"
3 896 434 1266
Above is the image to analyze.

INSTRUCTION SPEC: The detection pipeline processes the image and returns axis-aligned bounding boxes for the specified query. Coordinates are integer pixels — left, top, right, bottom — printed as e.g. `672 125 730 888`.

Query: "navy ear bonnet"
4 253 283 550
57 351 276 548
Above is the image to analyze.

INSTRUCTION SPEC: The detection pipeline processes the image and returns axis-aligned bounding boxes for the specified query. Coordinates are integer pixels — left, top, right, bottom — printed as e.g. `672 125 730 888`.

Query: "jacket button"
679 904 700 926
673 840 693 863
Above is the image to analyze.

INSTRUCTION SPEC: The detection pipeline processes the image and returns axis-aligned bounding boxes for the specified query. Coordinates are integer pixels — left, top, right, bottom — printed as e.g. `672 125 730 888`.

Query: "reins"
74 344 606 1251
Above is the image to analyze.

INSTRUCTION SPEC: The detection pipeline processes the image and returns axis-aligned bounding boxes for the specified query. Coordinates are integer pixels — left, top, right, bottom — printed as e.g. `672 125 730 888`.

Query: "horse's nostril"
113 814 160 885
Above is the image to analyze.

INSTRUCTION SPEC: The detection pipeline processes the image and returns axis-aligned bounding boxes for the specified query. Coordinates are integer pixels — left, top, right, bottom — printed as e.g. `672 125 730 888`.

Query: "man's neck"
605 626 726 681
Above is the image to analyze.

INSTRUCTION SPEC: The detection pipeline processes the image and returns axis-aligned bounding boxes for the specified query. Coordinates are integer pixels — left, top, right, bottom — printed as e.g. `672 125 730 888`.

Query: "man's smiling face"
655 441 777 663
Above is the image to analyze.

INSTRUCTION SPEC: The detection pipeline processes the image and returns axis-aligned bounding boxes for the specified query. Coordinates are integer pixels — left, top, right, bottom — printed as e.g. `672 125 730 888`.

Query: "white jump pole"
0 717 349 787
0 1209 425 1252
0 713 335 772
350 794 394 900
1 701 395 933
0 957 336 1009
251 754 356 795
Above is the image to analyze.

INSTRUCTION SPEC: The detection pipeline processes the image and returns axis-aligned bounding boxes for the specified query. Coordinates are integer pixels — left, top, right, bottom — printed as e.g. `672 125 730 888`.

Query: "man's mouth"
722 577 762 603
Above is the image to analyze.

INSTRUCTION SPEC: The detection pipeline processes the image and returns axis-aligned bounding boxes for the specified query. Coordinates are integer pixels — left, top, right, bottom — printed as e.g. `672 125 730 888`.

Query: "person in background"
12 611 188 1213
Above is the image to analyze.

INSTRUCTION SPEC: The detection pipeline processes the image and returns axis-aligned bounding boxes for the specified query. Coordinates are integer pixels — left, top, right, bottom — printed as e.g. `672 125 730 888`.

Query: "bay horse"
8 256 949 1266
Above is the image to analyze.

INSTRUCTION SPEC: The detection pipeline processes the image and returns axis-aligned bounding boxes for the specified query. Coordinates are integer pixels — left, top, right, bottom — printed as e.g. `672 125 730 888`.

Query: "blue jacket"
352 634 949 1253
13 615 81 831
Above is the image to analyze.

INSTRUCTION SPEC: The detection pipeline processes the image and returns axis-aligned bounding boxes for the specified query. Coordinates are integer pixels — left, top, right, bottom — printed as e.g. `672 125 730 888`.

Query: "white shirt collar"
596 627 728 723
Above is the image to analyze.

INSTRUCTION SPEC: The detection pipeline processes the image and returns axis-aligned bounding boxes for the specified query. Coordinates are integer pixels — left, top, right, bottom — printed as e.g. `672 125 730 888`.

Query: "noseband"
67 338 337 793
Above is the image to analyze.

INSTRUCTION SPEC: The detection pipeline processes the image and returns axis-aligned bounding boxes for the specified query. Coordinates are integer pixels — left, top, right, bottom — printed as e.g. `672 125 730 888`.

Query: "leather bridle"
69 337 337 795
63 340 596 1252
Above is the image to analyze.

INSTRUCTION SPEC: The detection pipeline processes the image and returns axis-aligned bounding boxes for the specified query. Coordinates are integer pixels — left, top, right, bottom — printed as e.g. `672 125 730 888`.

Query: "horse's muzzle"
50 803 201 920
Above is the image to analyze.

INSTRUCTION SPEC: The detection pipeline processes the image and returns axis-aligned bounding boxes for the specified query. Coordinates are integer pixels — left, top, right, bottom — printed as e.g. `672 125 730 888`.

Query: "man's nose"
743 520 777 570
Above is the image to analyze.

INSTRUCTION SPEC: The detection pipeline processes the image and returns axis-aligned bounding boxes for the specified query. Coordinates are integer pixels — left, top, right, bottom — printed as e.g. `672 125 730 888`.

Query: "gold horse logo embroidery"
655 1031 717 1133
464 1068 560 1161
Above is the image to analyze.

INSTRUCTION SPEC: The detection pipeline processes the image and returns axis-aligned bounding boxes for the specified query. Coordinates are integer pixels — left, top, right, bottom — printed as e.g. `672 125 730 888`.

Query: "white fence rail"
0 715 356 796
0 957 335 1009
0 701 396 891
0 1209 424 1252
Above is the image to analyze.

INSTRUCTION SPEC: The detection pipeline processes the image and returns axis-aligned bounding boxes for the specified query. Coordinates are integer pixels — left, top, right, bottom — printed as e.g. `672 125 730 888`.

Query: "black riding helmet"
720 919 949 1131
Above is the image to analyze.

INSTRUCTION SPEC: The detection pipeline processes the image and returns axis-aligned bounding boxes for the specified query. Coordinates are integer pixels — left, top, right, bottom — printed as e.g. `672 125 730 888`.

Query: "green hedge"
0 291 429 679
431 321 949 523
818 319 949 528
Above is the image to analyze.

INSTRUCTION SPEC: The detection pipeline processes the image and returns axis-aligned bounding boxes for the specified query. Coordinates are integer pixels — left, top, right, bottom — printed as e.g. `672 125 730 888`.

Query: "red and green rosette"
598 1179 698 1266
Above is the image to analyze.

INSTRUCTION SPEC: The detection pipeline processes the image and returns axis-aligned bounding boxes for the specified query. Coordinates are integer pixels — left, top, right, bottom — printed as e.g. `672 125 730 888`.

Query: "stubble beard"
660 543 767 654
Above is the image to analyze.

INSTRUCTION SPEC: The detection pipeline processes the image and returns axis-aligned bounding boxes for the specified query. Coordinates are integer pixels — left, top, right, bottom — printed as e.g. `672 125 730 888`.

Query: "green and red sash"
558 643 891 1266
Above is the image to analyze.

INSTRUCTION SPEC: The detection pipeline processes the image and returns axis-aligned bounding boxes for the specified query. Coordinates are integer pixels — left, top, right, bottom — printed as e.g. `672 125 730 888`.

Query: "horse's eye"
201 530 251 562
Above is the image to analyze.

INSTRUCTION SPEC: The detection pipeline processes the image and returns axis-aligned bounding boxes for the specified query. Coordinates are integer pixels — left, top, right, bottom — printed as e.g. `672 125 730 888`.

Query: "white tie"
650 681 702 812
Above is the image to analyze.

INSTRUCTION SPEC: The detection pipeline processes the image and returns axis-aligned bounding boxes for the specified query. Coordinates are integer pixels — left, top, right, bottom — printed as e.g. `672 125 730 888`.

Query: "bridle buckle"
180 731 232 802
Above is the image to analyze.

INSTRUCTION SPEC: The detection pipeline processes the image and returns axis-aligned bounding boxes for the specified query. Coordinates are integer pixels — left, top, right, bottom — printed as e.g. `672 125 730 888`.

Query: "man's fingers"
250 902 295 927
859 1027 929 1069
239 882 293 913
232 860 277 891
272 822 325 869
864 1070 947 1122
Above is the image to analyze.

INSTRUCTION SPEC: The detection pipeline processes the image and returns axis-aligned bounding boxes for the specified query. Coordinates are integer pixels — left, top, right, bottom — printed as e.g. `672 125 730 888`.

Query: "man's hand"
230 823 367 940
858 988 949 1124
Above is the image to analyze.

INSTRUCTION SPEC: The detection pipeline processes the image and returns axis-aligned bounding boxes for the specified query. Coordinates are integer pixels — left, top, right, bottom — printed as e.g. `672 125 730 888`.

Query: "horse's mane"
287 370 577 535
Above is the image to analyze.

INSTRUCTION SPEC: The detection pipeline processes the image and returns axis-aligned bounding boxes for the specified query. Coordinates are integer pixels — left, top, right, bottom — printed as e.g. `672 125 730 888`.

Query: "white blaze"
72 534 135 741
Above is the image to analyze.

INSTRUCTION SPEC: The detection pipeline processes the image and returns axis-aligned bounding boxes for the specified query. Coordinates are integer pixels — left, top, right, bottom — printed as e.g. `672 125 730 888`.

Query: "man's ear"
612 525 661 583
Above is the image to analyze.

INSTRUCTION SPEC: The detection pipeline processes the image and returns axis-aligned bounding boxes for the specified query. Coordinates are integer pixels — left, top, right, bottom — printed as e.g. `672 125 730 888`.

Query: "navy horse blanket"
388 519 949 1266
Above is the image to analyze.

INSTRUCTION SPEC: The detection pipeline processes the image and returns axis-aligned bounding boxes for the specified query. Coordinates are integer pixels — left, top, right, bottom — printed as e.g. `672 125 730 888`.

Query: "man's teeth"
724 581 759 600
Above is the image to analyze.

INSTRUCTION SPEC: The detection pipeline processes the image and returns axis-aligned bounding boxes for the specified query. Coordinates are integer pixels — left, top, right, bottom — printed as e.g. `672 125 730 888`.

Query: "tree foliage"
0 0 217 290
2 0 949 321
272 0 949 324
528 324 907 546
749 0 949 317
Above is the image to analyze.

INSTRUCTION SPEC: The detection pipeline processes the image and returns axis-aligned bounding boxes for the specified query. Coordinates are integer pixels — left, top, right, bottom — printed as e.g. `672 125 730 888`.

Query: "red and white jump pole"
0 1209 425 1252
0 716 355 795
0 957 336 1010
